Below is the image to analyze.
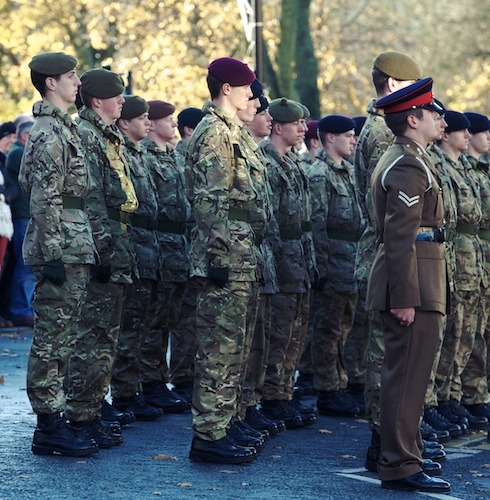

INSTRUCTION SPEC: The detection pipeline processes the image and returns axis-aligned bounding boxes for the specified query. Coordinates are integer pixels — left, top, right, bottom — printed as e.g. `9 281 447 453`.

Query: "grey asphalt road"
1 331 490 500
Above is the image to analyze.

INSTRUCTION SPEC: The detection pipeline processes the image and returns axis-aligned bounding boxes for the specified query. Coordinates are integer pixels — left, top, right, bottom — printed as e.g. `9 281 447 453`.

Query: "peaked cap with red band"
374 77 442 114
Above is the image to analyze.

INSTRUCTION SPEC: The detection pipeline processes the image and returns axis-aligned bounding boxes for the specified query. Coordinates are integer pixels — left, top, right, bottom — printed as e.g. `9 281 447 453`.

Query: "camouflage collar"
33 100 76 130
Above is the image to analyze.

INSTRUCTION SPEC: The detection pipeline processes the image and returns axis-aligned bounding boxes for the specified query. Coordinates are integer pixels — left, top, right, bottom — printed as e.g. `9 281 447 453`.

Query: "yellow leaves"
318 428 332 434
177 483 192 487
152 454 178 461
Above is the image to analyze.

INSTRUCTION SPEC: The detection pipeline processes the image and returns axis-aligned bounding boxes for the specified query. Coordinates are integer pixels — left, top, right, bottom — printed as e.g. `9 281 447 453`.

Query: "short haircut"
206 73 224 100
30 70 60 97
371 67 390 96
384 108 424 136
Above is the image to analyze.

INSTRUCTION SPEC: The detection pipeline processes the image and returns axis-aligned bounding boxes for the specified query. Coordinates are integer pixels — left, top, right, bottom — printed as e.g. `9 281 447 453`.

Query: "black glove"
42 258 66 286
92 264 111 283
208 266 229 288
311 277 326 291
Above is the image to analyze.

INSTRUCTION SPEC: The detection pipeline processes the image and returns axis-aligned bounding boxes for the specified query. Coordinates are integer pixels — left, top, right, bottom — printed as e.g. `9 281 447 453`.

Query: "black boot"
245 406 283 435
424 406 462 438
365 429 380 472
236 419 269 442
142 382 190 413
288 398 317 426
228 421 264 451
451 400 488 429
113 394 163 421
189 435 258 464
317 390 361 417
101 400 136 426
69 417 119 449
32 413 99 457
261 400 303 429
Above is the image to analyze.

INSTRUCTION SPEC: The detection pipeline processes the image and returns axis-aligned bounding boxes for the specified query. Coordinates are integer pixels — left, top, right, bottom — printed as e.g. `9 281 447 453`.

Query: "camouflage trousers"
263 291 309 401
111 278 156 399
424 314 448 407
141 279 186 385
344 285 369 386
236 282 260 419
297 292 315 376
27 264 90 415
435 289 479 402
363 310 384 432
461 292 490 405
65 280 126 422
311 289 357 392
191 278 254 441
169 278 198 389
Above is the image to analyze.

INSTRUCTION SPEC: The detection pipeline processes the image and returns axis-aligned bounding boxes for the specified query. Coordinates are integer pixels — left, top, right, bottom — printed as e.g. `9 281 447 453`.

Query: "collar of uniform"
33 100 76 131
366 98 384 117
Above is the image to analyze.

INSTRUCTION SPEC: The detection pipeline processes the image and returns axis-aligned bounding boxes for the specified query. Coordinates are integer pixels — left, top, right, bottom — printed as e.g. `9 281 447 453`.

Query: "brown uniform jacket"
366 137 447 314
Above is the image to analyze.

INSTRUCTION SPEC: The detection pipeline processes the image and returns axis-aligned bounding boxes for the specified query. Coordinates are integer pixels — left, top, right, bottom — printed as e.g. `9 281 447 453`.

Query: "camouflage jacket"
307 149 364 293
260 140 309 293
19 100 95 265
240 129 278 294
187 101 258 282
76 106 137 284
142 138 191 282
429 144 459 291
464 153 490 293
123 137 159 281
353 99 393 285
432 146 484 292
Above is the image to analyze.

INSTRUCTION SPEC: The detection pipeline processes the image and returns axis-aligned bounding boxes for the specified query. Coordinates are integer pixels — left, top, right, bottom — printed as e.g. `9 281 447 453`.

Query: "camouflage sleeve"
193 128 232 268
309 172 330 279
20 133 66 261
263 160 284 262
79 128 113 265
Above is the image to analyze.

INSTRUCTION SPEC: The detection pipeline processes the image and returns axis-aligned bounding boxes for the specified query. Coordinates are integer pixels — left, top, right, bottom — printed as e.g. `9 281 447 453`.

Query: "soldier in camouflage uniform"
138 100 190 413
306 115 364 417
352 52 423 470
108 96 162 420
187 57 259 464
21 52 98 456
460 112 490 420
427 111 488 433
65 69 138 446
259 98 312 429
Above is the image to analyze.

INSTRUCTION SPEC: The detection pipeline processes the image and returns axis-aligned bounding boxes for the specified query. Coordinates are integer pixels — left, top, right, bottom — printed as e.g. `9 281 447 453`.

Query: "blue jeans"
10 218 36 320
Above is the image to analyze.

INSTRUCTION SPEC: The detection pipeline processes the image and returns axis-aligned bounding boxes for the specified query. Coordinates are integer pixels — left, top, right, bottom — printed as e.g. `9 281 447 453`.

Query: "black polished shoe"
287 399 317 426
366 446 442 476
462 402 490 427
421 419 450 443
245 406 282 436
69 418 117 449
261 400 303 429
422 438 444 451
422 459 442 476
189 435 257 464
172 384 193 403
99 418 123 446
228 421 264 451
32 413 99 457
422 445 446 461
437 401 470 433
424 406 462 438
316 390 361 417
101 400 135 426
113 394 163 421
142 382 190 413
381 471 450 492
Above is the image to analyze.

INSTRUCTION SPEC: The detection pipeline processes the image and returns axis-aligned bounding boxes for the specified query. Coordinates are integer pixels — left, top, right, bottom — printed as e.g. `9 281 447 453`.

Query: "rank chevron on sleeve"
398 191 420 207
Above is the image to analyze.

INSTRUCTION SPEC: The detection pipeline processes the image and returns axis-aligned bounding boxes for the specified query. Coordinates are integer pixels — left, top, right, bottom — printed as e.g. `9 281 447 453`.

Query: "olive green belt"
279 227 302 240
130 214 155 230
107 208 131 224
327 228 360 242
156 220 186 234
62 195 85 210
479 229 490 241
228 207 250 222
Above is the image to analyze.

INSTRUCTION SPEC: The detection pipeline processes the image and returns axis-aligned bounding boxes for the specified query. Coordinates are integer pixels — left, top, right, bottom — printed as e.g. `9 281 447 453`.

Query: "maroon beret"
304 120 319 140
147 100 175 120
207 57 255 86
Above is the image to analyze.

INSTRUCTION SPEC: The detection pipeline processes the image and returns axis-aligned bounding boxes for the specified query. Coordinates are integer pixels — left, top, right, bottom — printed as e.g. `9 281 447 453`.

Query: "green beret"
120 95 149 120
269 98 303 123
298 103 311 120
373 51 422 81
80 68 125 99
29 52 77 76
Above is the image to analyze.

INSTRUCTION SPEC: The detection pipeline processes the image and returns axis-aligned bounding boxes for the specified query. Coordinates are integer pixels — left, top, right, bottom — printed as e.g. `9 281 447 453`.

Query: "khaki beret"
120 95 149 120
269 98 304 123
373 51 422 81
80 68 125 99
147 100 175 120
29 52 77 76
